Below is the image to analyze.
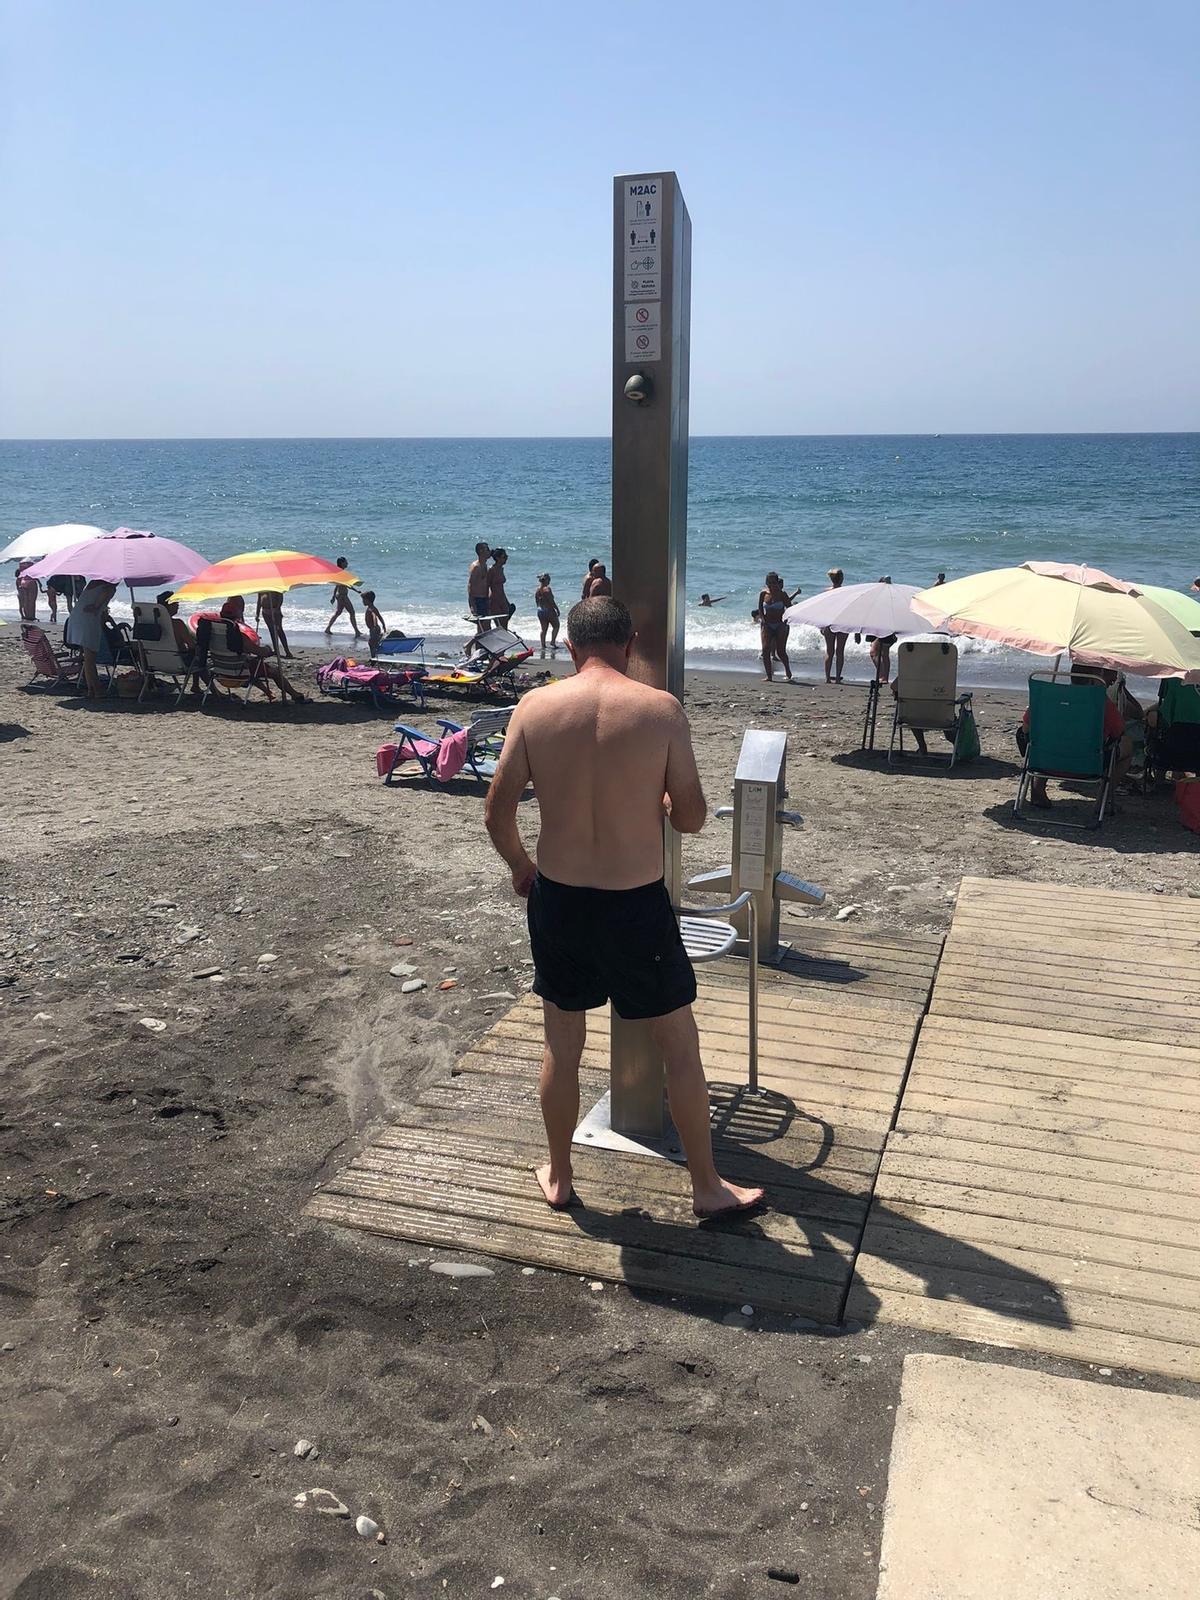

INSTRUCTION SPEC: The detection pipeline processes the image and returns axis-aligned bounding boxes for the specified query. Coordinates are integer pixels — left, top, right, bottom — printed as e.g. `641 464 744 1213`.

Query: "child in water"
361 591 386 656
535 573 560 650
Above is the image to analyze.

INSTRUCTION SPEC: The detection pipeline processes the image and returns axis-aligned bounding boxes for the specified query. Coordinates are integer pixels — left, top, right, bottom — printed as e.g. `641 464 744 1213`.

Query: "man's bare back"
484 597 765 1224
502 666 705 890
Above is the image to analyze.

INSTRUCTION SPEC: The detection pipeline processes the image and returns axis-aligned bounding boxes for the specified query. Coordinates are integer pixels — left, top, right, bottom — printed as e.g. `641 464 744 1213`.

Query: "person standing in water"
581 558 601 599
534 573 560 651
867 576 896 682
585 562 612 598
488 548 516 624
755 571 796 682
821 567 847 684
468 541 493 625
324 556 361 638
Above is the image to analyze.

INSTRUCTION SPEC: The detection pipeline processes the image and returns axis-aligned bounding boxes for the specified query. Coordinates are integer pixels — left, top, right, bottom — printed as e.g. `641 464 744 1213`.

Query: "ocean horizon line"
2 430 1198 445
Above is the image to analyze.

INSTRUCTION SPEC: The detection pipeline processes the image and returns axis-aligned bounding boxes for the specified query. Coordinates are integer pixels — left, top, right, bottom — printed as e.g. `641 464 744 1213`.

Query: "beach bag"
955 704 981 762
1176 779 1200 834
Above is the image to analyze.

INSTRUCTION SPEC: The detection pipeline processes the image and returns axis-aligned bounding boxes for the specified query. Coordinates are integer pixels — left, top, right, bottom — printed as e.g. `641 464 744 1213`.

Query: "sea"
2 434 1197 686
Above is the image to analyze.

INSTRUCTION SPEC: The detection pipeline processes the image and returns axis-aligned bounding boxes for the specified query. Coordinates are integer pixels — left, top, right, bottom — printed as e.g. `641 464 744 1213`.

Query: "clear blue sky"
2 0 1197 437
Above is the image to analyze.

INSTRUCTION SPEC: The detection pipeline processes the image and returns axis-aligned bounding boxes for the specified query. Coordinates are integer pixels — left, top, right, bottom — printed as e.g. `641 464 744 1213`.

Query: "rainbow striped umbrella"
169 549 360 603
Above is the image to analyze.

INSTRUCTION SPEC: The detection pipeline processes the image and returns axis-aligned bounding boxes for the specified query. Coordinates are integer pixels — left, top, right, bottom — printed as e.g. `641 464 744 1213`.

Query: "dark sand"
1 634 1196 1599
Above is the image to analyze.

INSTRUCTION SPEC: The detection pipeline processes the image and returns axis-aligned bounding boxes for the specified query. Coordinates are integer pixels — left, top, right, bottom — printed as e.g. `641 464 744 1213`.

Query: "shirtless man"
484 597 765 1221
584 562 612 598
468 541 493 627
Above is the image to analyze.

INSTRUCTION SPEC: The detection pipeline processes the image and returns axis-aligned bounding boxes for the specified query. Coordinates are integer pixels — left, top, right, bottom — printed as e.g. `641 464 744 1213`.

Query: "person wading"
484 596 766 1221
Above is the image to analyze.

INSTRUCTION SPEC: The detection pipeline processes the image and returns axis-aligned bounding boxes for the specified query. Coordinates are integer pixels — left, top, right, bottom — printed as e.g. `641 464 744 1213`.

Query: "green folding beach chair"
1013 672 1116 829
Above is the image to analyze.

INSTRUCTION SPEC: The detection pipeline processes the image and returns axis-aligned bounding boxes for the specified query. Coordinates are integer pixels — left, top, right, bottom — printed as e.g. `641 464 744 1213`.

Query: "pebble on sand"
139 1017 167 1032
390 960 418 978
835 905 860 921
355 1514 382 1540
401 978 426 994
740 1304 755 1317
257 953 278 966
191 966 222 980
438 979 459 991
293 1438 316 1458
429 1260 494 1278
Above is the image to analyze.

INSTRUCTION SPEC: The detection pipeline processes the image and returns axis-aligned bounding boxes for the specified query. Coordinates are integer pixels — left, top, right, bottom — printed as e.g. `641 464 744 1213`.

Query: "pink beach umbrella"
22 527 209 592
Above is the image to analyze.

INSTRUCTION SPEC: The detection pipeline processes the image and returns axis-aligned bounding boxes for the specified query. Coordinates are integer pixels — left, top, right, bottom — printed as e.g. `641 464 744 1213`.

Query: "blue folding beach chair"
384 705 514 788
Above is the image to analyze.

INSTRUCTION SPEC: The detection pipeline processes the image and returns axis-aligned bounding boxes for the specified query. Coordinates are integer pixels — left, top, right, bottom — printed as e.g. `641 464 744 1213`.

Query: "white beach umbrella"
0 523 109 562
783 581 935 637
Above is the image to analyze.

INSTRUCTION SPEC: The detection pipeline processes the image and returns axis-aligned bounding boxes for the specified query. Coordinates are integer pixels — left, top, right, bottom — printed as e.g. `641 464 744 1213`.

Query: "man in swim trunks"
484 596 765 1220
468 541 493 626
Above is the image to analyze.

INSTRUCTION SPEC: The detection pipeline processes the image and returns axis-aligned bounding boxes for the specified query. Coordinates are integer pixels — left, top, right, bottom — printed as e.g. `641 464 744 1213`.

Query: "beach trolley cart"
1013 671 1118 829
888 641 976 766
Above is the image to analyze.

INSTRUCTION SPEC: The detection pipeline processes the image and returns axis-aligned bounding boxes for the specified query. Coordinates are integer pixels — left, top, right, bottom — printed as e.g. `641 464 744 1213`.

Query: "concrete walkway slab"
878 1354 1200 1599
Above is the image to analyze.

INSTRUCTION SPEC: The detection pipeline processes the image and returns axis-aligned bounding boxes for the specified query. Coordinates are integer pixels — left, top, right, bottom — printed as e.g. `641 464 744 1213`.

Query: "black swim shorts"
527 873 698 1020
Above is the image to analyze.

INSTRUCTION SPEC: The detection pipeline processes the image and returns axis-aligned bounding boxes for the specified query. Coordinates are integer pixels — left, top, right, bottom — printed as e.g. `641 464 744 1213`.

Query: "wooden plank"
858 1224 1200 1310
897 1092 1200 1154
923 994 1196 1047
895 1065 1200 1123
909 1050 1200 1106
870 1171 1191 1248
912 1022 1200 1083
896 1107 1200 1174
883 1127 1200 1198
852 1253 1200 1346
308 1192 846 1319
931 969 1200 1021
326 1164 860 1266
376 1101 887 1169
875 1148 1200 1223
861 1206 1200 1284
935 950 1200 1005
842 1283 1200 1383
358 1126 876 1216
957 874 1200 917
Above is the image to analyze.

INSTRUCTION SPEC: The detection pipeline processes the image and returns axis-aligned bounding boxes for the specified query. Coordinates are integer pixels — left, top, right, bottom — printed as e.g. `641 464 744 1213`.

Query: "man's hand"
511 858 537 898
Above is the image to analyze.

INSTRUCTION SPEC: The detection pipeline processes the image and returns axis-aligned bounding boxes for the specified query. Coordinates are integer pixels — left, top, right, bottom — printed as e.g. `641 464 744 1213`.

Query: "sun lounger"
19 622 83 690
1013 671 1117 828
131 601 191 705
888 641 975 766
318 653 426 711
381 705 515 787
425 625 536 701
371 635 426 671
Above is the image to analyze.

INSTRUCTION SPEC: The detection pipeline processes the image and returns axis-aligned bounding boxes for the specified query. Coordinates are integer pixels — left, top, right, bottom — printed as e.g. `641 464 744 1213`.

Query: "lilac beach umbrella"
22 527 209 592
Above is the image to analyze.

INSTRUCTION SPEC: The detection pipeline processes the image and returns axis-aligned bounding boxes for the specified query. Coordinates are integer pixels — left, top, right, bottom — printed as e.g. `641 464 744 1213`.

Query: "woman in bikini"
534 573 560 650
821 567 847 684
755 571 796 682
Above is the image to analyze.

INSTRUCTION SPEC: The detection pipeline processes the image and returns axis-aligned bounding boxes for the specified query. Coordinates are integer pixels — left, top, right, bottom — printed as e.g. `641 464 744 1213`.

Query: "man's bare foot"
693 1178 766 1220
535 1163 576 1210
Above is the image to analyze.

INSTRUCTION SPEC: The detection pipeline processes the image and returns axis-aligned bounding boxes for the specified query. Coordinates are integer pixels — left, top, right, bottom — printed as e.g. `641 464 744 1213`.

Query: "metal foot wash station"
574 173 825 1160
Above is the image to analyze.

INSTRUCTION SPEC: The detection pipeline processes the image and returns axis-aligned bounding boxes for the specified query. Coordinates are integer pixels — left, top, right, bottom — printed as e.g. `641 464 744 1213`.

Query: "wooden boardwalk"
307 923 943 1323
847 877 1200 1380
309 876 1200 1377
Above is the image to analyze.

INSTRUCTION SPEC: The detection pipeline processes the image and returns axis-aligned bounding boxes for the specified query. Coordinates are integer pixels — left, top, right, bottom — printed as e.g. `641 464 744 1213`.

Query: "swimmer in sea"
697 593 729 607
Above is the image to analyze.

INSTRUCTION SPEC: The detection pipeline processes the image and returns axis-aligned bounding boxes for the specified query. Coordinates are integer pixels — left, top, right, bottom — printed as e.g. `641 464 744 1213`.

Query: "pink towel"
434 727 469 782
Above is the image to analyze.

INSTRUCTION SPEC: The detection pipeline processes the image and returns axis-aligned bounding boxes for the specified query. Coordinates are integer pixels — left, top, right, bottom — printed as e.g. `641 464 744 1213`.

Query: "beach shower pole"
608 170 692 1138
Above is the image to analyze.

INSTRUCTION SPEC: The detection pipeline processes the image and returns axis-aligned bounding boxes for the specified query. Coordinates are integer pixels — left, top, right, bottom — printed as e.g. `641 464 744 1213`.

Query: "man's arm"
484 712 536 896
663 703 707 834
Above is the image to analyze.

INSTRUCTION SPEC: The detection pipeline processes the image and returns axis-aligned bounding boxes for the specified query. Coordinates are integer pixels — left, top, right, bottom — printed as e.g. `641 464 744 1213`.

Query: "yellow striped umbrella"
169 549 360 603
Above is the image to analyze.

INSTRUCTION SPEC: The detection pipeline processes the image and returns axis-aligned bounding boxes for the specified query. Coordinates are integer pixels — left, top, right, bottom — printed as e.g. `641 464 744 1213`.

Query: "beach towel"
376 732 439 778
434 727 469 782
